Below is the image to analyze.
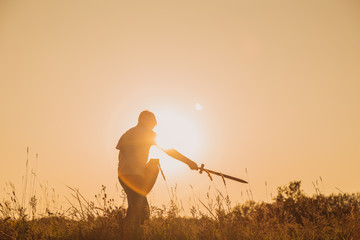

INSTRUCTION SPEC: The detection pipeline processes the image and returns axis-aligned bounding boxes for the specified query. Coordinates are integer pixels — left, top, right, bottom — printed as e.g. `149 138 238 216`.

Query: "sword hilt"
199 164 205 174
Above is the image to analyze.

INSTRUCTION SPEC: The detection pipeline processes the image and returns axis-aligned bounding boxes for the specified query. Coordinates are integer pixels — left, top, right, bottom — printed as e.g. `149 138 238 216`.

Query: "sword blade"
203 168 248 184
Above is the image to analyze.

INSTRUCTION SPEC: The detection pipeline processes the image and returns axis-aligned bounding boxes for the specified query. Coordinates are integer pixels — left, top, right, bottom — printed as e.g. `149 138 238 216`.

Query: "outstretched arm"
157 146 198 170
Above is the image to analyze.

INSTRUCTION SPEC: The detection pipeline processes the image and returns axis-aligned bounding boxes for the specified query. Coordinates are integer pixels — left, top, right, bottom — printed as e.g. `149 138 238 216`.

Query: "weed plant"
1 181 359 240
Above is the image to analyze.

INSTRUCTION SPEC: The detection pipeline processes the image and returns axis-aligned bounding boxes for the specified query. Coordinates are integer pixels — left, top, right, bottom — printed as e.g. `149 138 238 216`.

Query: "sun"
154 110 201 154
149 108 202 171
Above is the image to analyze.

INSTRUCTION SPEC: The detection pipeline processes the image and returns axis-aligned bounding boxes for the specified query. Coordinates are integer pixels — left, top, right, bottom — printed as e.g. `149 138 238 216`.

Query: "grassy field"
1 181 359 239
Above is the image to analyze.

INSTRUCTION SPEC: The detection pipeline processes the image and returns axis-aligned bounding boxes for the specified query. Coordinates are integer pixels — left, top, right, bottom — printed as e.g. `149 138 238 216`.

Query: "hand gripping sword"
198 164 248 184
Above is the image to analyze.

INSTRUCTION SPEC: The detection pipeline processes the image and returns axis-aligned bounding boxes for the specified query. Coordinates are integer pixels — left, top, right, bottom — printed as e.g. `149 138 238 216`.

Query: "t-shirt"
116 125 157 176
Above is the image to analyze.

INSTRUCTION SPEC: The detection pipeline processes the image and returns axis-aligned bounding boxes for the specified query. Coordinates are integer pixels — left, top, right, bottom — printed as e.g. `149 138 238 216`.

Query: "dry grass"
1 181 359 240
1 150 359 239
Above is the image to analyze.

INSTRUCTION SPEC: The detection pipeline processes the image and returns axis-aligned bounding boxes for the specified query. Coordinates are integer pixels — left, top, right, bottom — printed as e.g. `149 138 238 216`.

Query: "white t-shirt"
116 125 156 176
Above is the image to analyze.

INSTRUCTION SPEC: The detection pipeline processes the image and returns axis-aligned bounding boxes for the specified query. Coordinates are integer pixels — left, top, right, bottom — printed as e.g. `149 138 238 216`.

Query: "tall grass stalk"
21 147 29 210
1 180 360 239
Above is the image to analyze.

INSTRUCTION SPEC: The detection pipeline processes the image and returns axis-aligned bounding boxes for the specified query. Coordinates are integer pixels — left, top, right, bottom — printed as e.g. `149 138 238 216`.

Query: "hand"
187 160 198 170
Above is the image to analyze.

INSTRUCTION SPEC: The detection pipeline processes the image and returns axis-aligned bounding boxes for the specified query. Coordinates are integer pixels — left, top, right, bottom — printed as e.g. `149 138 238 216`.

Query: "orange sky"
1 1 359 210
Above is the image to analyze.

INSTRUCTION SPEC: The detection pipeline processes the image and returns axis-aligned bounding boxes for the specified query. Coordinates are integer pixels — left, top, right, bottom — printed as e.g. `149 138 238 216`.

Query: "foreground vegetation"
1 181 359 240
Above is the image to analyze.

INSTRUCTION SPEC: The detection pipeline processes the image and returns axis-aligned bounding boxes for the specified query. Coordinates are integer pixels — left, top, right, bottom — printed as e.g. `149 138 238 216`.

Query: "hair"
138 110 157 126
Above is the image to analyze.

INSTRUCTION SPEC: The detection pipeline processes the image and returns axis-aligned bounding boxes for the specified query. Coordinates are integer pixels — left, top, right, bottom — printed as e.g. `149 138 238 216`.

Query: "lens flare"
195 103 203 111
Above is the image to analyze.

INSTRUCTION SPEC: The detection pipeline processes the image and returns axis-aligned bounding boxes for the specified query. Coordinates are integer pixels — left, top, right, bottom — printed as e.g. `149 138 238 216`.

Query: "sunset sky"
1 1 359 210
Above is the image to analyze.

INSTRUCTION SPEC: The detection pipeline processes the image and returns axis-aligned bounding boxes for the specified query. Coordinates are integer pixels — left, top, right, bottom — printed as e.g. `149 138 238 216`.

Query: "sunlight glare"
149 109 203 174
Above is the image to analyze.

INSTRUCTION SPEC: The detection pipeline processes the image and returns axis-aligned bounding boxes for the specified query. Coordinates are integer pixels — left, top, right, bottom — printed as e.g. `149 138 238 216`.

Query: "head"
138 110 157 129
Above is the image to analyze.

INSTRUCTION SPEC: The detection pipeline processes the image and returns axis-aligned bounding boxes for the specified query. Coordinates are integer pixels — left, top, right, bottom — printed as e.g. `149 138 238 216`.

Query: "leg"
119 177 150 224
119 178 137 223
138 194 150 224
118 160 159 224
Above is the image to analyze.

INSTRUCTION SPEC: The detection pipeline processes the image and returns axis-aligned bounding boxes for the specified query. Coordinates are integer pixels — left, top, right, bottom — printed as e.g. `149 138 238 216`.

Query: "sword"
198 164 248 184
158 147 248 184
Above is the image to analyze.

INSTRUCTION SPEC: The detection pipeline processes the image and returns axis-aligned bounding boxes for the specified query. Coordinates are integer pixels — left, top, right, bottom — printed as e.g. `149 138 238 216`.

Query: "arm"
157 146 198 170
